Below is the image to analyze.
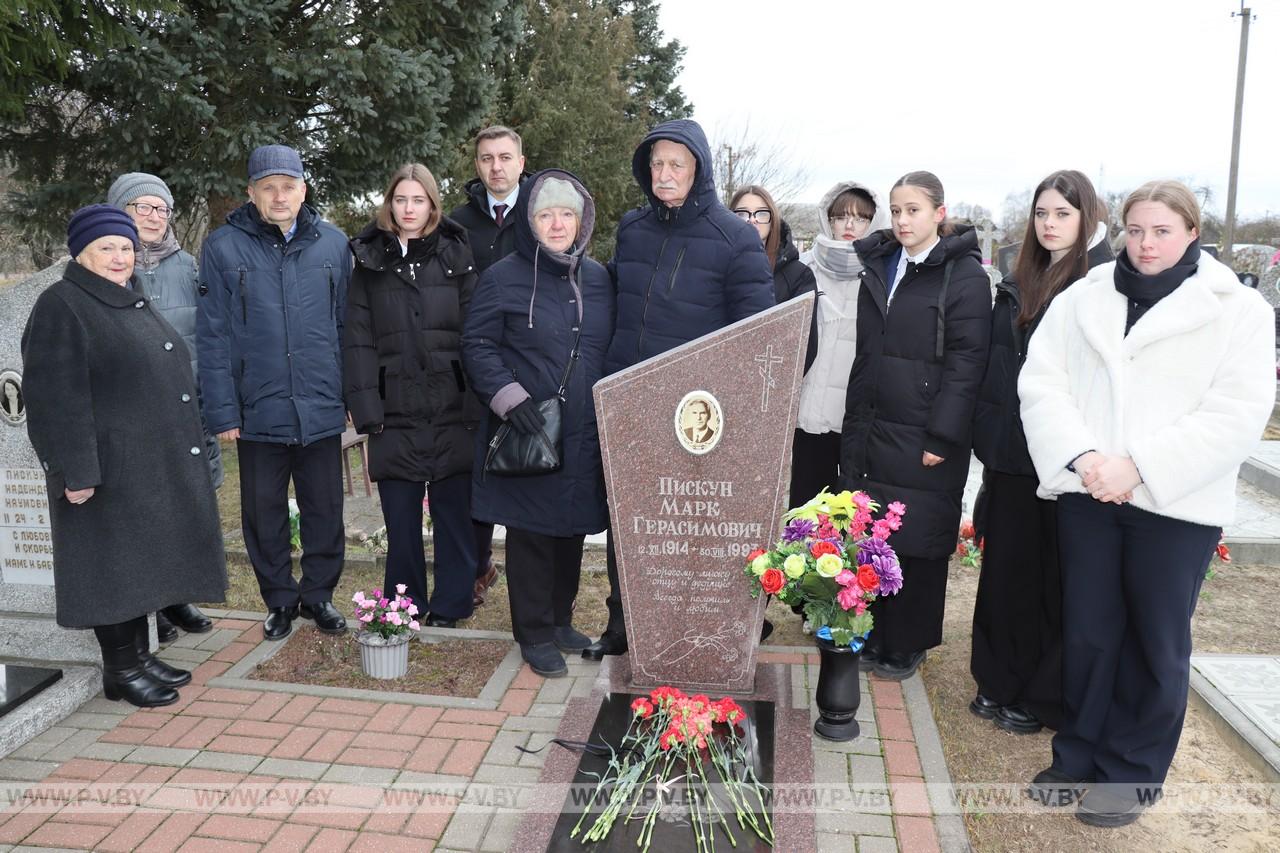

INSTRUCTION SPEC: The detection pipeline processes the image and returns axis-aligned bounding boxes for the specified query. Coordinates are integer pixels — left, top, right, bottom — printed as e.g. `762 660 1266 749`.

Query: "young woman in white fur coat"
790 182 890 506
1019 180 1275 827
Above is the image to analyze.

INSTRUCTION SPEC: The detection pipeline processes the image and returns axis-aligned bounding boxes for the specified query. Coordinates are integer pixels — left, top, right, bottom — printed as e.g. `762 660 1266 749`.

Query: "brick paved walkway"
0 613 967 852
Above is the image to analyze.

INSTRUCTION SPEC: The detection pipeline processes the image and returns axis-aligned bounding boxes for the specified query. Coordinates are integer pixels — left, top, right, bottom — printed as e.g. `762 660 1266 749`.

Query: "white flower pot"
356 631 412 679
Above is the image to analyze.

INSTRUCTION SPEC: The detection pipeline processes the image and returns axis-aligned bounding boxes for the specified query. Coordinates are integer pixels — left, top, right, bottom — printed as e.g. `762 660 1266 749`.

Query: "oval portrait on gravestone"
0 369 23 427
674 390 722 455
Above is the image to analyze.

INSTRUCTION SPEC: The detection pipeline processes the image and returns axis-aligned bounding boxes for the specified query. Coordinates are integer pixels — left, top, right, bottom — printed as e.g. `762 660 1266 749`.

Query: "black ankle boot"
134 619 191 688
94 619 179 708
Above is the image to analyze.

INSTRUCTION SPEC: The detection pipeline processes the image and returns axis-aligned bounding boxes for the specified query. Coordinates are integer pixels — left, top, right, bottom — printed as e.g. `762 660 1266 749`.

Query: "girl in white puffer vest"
790 182 891 505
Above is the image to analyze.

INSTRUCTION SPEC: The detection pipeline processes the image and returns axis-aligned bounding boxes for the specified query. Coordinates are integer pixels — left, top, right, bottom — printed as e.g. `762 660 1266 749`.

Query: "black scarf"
1113 242 1200 335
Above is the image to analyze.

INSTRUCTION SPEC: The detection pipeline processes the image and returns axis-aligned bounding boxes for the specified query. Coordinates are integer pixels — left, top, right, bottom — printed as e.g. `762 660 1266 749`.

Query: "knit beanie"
67 204 140 259
107 172 174 210
531 177 584 218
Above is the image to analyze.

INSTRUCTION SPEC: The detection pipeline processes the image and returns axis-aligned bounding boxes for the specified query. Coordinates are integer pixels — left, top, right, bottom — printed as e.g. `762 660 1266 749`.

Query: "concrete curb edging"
1188 667 1280 782
902 674 974 853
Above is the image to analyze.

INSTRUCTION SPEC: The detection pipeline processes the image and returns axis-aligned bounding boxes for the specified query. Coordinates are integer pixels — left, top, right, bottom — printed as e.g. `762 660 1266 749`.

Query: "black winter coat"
343 217 482 482
774 219 819 371
21 262 227 627
840 226 993 558
972 239 1114 476
448 174 531 274
462 170 615 537
197 203 350 445
605 120 775 374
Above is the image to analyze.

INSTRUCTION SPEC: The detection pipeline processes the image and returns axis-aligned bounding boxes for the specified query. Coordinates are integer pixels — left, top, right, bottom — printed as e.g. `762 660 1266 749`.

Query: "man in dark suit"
682 400 715 444
448 125 530 605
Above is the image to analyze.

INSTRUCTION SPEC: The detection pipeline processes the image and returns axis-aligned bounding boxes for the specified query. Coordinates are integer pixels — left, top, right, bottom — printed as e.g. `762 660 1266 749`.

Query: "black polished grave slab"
0 664 62 717
546 691 775 853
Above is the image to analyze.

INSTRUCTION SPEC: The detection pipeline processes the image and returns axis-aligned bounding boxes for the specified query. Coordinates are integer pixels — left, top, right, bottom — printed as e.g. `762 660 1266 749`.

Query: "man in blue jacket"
197 145 352 641
583 119 775 661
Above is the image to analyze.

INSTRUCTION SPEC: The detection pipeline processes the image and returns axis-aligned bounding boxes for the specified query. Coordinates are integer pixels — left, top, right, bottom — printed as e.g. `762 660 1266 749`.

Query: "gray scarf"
136 228 182 272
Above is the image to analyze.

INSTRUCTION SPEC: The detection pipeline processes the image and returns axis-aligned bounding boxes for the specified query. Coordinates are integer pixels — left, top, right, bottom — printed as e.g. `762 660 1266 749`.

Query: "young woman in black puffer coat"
840 171 992 681
969 170 1113 735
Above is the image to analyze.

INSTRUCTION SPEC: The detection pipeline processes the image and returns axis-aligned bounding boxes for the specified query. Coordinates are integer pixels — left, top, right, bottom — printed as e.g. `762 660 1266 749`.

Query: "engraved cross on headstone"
754 344 784 413
976 217 1004 267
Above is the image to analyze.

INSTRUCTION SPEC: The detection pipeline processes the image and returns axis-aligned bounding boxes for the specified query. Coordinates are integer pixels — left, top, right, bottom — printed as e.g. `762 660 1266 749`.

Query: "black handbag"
483 328 581 477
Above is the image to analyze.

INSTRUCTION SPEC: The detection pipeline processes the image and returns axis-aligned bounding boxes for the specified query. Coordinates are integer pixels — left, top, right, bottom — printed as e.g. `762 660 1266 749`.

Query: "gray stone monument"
594 295 813 693
0 262 101 757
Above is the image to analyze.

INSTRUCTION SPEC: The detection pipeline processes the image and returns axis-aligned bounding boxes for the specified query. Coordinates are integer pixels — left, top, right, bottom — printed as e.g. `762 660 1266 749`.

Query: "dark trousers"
790 429 842 507
238 436 344 608
866 554 948 656
970 470 1064 728
505 527 585 645
378 474 476 622
1052 493 1218 787
474 521 495 577
603 528 624 636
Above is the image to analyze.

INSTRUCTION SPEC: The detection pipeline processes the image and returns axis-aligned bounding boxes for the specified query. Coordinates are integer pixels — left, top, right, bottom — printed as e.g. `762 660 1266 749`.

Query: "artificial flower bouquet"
573 685 772 852
744 489 905 647
351 584 421 639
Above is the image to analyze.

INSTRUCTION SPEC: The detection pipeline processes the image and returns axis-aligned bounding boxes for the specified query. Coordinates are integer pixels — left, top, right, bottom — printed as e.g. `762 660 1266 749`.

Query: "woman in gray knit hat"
108 172 220 642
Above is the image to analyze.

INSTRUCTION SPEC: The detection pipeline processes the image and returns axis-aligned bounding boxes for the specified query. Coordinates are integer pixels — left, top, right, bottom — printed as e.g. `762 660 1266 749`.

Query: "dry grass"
249 631 511 697
925 558 1280 852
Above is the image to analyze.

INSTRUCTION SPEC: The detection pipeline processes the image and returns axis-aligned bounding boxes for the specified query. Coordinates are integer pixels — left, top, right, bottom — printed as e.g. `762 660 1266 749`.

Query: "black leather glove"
506 399 546 435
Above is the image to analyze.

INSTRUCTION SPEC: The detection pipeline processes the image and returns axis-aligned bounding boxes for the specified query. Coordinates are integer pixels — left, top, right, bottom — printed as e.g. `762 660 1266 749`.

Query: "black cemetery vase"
813 634 861 741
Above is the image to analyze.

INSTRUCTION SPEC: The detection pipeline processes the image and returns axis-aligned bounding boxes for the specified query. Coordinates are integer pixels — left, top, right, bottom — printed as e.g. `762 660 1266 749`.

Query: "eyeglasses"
127 202 174 220
829 213 871 226
733 209 772 224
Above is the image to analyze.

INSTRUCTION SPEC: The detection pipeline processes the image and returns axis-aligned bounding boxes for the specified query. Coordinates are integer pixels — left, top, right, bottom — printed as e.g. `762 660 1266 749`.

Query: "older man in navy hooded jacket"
582 119 775 661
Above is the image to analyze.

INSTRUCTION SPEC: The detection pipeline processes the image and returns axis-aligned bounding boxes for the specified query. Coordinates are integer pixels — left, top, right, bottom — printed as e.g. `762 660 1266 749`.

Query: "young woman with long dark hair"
969 170 1112 735
1020 180 1273 826
840 171 992 680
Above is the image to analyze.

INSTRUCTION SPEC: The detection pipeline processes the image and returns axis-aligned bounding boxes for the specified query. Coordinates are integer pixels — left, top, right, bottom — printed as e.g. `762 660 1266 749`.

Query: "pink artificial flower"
885 515 902 531
388 599 400 611
834 570 857 587
378 598 389 608
872 519 892 540
887 501 906 516
854 509 873 526
388 612 403 626
373 589 383 599
852 492 871 509
837 584 862 611
406 604 420 616
854 597 867 615
408 620 421 631
352 591 367 605
395 584 408 595
359 612 374 623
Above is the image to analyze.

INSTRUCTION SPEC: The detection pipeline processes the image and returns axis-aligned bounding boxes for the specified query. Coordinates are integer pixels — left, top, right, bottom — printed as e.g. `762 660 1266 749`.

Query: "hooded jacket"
448 173 531 274
197 202 351 445
343 216 481 482
1020 252 1274 527
797 181 892 434
605 120 774 374
840 225 993 558
462 169 615 536
973 224 1112 476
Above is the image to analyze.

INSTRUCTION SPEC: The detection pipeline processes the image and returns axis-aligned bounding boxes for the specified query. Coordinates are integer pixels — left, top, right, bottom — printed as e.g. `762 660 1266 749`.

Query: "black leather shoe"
521 642 568 678
300 601 347 634
162 603 213 634
425 614 458 628
760 619 774 642
1076 784 1161 827
134 621 190 688
154 611 179 644
873 650 926 681
994 704 1043 734
582 630 627 661
1026 766 1088 807
969 693 1001 720
264 605 299 640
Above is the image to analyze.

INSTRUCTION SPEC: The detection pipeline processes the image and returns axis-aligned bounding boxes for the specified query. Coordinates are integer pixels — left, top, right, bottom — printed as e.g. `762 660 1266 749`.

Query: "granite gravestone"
0 261 97 666
594 295 813 693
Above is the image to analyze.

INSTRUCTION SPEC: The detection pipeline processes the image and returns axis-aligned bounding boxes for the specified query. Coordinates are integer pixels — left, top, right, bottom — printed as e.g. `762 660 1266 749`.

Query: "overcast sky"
658 0 1279 221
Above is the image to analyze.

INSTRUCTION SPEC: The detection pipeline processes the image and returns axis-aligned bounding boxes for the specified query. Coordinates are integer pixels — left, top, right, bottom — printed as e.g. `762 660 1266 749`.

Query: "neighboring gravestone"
594 295 813 692
0 260 97 666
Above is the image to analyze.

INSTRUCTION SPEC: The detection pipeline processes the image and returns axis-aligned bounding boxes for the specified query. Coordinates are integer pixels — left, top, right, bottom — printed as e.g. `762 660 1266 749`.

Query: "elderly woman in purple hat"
21 204 227 708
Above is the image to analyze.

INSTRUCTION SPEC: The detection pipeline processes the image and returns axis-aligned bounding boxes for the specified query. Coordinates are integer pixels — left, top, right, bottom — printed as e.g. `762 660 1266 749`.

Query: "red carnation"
810 540 839 558
760 568 785 595
857 564 879 592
